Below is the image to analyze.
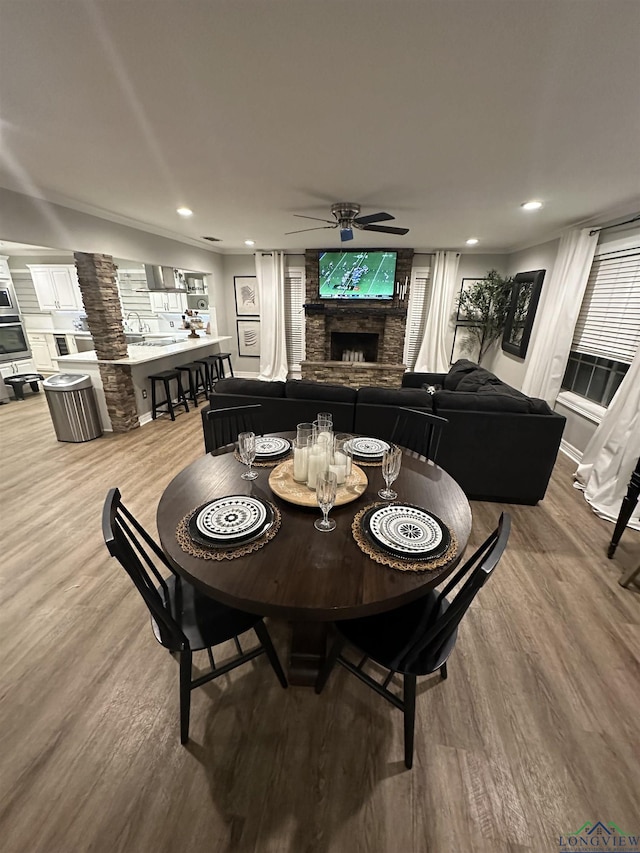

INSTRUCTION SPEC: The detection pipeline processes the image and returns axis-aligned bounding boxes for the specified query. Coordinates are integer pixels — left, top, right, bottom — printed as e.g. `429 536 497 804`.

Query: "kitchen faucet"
125 311 144 333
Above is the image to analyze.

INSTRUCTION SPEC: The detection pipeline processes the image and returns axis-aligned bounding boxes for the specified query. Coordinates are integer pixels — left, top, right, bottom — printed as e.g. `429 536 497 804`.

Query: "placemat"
352 502 458 573
350 457 383 468
233 449 292 468
176 501 281 560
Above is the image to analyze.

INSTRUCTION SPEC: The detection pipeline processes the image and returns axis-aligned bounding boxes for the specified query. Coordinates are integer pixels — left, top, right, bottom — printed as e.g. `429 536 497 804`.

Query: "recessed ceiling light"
244 240 255 246
176 207 193 217
521 200 543 211
465 238 479 245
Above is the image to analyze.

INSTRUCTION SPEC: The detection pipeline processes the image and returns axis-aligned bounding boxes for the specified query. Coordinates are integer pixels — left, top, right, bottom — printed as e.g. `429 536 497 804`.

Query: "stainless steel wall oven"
0 315 31 363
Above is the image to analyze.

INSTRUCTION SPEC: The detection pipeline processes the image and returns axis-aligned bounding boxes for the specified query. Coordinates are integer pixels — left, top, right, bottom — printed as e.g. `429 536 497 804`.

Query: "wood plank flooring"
1 394 638 853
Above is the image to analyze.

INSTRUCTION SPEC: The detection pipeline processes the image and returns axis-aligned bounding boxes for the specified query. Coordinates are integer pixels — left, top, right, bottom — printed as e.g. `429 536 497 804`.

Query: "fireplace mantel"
304 303 407 318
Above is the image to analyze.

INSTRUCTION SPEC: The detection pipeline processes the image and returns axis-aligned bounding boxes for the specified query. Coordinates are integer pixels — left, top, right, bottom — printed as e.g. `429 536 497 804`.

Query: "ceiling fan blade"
360 224 410 235
293 214 336 224
340 228 354 242
284 225 337 235
353 211 395 226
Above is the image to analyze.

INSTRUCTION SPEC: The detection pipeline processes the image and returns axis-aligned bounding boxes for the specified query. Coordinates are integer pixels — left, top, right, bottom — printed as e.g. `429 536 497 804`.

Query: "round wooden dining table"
157 435 472 685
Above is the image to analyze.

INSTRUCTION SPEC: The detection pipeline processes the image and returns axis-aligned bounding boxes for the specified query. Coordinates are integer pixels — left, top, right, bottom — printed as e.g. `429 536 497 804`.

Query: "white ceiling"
1 0 639 254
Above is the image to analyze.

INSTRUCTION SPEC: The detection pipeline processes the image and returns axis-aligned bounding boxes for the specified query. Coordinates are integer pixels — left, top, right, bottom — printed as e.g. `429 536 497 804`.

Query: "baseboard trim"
560 439 582 464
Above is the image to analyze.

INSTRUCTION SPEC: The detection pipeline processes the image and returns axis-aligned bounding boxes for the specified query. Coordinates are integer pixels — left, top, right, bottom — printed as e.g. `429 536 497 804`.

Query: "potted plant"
454 269 514 364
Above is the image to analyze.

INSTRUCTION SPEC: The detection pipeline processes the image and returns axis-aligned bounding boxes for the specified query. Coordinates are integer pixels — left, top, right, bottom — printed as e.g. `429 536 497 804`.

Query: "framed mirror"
501 269 545 358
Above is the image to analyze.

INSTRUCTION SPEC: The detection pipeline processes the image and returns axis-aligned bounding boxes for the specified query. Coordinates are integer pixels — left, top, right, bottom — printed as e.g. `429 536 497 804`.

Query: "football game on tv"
318 250 397 299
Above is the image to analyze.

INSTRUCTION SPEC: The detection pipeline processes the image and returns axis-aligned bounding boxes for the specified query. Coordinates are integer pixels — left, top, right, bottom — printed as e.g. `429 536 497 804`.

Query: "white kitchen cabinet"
149 291 187 313
26 332 54 371
28 265 83 311
0 357 38 379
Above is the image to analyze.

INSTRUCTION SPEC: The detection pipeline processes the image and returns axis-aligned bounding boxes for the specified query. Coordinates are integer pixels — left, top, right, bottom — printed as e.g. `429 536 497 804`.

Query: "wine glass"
238 431 258 480
314 470 337 532
378 445 402 500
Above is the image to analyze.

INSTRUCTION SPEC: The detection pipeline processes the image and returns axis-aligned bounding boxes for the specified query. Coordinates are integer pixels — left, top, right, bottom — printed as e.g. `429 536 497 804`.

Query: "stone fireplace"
301 248 413 389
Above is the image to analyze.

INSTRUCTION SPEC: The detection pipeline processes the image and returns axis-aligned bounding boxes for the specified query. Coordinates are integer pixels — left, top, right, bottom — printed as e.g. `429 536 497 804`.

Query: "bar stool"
149 370 189 421
193 356 219 393
176 362 208 407
213 352 234 379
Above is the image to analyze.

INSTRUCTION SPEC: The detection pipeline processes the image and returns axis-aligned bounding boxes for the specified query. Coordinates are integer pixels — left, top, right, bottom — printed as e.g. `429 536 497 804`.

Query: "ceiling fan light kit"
285 202 409 242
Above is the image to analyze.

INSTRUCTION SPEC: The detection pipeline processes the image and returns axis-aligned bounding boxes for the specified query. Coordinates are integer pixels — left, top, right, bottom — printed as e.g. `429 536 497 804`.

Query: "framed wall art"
456 278 487 321
237 319 261 357
450 324 481 364
501 269 545 359
234 275 260 316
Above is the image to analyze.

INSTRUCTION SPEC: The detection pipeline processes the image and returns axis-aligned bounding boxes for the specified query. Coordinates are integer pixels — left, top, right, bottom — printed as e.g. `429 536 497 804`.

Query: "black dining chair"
390 407 448 463
102 488 287 744
201 403 263 455
315 513 511 769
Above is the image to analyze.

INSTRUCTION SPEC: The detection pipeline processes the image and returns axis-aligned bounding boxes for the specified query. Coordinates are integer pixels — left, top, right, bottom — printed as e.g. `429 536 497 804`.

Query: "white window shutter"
285 266 306 374
403 266 431 369
572 247 640 364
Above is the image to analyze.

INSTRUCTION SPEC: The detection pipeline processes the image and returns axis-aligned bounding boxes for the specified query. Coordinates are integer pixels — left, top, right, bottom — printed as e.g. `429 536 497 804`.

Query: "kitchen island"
54 335 231 430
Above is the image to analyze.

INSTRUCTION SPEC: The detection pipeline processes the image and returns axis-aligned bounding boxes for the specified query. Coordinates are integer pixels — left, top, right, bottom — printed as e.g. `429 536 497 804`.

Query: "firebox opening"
331 332 379 363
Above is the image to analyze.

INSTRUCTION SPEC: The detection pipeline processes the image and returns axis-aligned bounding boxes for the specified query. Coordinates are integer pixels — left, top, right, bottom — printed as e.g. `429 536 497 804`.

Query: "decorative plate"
188 502 275 550
254 437 291 458
195 496 268 541
345 437 390 458
362 504 451 560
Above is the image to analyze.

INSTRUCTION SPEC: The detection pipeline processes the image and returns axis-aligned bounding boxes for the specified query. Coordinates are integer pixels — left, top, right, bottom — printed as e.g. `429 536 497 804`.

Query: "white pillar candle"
307 446 325 490
293 445 309 482
335 449 352 476
329 462 346 485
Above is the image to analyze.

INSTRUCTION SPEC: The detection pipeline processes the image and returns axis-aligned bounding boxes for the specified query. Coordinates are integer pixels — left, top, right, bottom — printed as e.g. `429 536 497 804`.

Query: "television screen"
318 251 397 299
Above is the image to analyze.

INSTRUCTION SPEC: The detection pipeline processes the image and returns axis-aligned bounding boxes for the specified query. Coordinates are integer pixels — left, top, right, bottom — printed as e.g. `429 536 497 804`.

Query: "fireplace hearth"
331 332 379 362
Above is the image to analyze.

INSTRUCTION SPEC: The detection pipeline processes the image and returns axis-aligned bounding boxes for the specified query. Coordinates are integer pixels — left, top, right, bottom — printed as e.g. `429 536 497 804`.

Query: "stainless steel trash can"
43 373 103 442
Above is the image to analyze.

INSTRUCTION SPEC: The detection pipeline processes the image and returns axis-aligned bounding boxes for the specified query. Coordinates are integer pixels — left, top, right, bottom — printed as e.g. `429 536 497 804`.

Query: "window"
403 266 431 369
562 242 640 406
284 266 305 375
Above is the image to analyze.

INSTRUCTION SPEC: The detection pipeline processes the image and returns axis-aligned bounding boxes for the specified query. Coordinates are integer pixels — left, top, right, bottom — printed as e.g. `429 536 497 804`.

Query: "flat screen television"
318 250 397 300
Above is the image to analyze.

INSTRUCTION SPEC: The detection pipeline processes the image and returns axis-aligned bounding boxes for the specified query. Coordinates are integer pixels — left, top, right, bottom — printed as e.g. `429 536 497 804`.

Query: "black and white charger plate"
190 495 274 548
361 503 451 561
345 437 390 459
254 436 291 459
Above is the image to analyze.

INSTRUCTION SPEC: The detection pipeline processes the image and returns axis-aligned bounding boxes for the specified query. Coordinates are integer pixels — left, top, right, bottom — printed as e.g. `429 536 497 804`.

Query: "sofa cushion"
456 368 503 392
285 379 357 403
357 386 434 410
402 371 447 389
529 397 554 415
433 389 531 414
443 359 481 390
214 378 285 398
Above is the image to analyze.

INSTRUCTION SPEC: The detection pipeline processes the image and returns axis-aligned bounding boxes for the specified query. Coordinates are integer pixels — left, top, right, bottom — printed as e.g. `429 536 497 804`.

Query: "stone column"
74 252 139 433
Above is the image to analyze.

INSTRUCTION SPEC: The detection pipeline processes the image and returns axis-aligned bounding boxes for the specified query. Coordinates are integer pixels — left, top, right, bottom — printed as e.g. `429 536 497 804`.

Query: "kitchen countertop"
54 335 231 366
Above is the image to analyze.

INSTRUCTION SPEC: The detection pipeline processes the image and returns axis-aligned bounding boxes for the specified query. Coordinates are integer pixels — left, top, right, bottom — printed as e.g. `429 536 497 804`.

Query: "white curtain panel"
255 250 288 382
414 250 460 373
521 228 598 404
574 348 640 530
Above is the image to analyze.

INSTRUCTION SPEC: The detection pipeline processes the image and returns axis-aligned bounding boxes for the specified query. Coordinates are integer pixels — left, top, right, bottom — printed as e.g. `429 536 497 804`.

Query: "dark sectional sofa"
203 359 566 505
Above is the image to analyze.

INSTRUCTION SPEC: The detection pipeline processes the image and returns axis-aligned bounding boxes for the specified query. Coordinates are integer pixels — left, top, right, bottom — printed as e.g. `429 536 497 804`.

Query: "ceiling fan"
285 202 409 242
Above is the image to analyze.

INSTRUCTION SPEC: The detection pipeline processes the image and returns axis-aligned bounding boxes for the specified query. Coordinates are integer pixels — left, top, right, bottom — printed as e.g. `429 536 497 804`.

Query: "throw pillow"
443 359 480 390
